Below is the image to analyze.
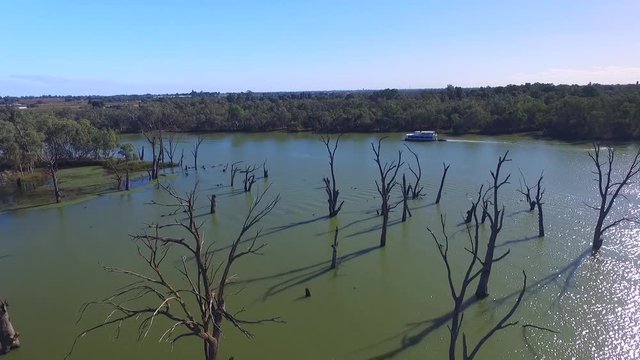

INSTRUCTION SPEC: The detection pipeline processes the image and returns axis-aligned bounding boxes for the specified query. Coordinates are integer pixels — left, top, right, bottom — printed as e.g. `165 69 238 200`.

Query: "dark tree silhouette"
588 144 640 254
404 144 424 199
475 151 511 299
436 162 451 204
534 173 545 237
429 208 526 360
66 184 282 360
321 135 344 217
192 136 204 170
372 137 403 247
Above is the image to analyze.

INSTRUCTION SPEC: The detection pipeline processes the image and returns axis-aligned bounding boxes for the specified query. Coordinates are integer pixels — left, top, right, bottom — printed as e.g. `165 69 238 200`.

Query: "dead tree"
475 151 511 299
138 145 145 161
480 199 489 224
321 135 344 217
209 194 216 214
192 137 204 170
242 165 258 192
588 144 640 254
0 300 20 355
66 185 282 360
179 149 184 169
429 211 526 360
106 160 123 190
330 226 339 269
401 174 412 222
230 161 242 187
464 192 482 224
517 169 536 211
164 133 178 165
535 173 545 237
142 131 161 180
404 144 424 199
262 161 269 178
125 169 130 191
372 138 403 247
436 162 451 204
39 145 62 203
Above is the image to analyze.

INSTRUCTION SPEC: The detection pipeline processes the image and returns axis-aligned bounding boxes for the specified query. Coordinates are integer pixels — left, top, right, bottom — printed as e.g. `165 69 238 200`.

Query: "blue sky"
1 0 639 96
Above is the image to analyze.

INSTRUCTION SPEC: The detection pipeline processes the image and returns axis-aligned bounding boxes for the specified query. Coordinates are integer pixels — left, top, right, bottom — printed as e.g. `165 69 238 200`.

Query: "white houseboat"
404 130 438 142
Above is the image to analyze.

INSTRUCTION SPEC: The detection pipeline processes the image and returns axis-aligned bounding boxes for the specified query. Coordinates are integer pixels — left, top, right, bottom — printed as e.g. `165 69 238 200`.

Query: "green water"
1 133 639 360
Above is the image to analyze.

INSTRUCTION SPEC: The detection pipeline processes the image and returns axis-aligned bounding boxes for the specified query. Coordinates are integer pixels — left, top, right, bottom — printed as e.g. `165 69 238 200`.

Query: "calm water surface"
1 133 639 360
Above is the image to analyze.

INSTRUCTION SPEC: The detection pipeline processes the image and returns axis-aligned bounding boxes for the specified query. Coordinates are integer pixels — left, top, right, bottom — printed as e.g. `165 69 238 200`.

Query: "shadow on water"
232 245 380 301
496 235 541 248
364 247 591 359
0 254 11 261
345 219 403 239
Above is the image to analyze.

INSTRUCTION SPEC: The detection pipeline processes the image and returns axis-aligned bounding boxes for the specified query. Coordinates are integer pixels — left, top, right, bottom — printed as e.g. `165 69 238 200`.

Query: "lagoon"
1 132 639 359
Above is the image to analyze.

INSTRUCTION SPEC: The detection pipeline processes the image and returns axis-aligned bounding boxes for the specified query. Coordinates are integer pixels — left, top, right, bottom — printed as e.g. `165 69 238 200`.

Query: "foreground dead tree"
588 144 640 254
534 173 545 237
372 138 403 247
192 136 204 170
66 185 282 360
0 300 20 355
475 151 511 299
429 211 526 360
404 144 424 199
321 135 344 217
436 162 451 204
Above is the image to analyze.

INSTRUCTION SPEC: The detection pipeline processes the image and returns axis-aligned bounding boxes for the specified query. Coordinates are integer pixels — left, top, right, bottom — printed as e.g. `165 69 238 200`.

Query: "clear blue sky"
2 0 639 96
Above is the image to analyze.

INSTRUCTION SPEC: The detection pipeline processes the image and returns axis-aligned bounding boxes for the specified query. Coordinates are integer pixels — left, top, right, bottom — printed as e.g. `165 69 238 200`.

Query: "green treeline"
2 83 640 140
0 112 117 172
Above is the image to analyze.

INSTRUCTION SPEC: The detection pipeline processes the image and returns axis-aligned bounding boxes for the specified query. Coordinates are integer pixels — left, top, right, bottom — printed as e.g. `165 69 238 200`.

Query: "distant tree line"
2 83 640 140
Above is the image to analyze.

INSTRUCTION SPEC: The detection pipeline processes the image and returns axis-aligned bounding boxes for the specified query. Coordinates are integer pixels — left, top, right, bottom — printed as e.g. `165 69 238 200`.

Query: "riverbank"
0 160 176 212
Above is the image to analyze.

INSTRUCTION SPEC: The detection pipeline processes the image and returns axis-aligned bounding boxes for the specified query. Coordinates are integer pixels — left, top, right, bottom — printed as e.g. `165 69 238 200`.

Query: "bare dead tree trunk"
429 204 527 360
230 161 242 187
262 161 269 178
401 174 412 222
535 173 545 237
66 185 282 360
321 135 344 217
48 161 62 203
242 165 258 192
143 131 160 180
138 145 144 161
436 162 450 204
125 170 130 191
0 300 20 355
209 194 216 214
331 226 339 269
192 137 204 170
404 144 424 199
179 149 184 169
372 138 403 247
517 169 535 211
164 133 177 164
588 144 640 254
476 152 511 299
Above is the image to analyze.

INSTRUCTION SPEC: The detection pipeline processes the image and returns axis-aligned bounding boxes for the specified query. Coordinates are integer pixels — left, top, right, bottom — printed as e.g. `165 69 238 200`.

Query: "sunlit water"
1 133 639 360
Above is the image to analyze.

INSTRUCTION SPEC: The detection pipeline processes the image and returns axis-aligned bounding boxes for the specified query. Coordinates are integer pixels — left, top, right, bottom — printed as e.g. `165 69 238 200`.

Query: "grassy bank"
0 161 176 212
